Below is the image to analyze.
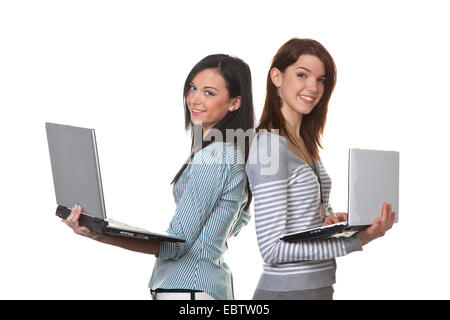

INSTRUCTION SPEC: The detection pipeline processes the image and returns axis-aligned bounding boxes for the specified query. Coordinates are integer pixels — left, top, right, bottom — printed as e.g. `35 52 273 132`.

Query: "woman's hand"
62 205 101 240
323 212 348 226
61 205 160 255
356 202 396 246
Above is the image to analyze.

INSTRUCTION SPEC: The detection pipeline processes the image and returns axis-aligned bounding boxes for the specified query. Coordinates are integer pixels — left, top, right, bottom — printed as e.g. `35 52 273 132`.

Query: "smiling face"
271 54 326 118
186 68 240 133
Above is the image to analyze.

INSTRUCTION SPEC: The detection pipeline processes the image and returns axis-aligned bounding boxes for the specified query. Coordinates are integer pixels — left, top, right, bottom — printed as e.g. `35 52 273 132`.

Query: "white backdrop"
1 0 449 299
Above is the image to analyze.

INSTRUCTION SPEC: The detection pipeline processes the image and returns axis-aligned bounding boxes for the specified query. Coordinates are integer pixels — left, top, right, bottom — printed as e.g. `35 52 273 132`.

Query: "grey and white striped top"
246 131 362 291
149 142 250 300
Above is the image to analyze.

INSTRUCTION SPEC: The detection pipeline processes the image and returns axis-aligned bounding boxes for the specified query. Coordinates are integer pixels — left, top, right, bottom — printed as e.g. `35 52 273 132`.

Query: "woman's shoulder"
191 142 244 167
248 129 289 159
254 129 288 143
246 130 291 181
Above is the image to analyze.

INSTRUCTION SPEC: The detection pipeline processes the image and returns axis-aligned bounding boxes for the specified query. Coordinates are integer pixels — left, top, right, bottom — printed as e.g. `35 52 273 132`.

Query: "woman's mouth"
298 94 315 104
191 108 206 115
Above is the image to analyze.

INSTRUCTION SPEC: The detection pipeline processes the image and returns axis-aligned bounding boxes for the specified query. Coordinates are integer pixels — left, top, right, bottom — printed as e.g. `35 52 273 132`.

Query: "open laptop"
46 122 185 243
281 148 399 242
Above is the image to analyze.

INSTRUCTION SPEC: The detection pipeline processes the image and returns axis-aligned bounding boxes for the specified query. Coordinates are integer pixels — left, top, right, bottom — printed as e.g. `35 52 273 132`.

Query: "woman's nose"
307 78 318 93
189 90 201 105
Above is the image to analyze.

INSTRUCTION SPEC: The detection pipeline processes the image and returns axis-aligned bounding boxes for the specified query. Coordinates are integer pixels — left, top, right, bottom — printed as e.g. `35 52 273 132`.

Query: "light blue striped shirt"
149 142 250 300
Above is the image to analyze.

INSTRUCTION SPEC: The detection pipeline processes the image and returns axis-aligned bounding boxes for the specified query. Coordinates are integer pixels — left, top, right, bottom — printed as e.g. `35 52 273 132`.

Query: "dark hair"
257 38 337 160
172 54 255 209
182 54 254 134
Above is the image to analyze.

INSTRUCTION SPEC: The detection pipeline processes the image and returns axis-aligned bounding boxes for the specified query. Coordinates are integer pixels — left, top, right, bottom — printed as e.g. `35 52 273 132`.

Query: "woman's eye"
318 77 326 84
204 90 214 97
297 73 307 79
188 85 196 92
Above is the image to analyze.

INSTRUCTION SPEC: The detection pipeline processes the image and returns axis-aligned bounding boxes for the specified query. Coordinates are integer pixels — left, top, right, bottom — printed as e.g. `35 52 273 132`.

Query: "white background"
1 0 449 299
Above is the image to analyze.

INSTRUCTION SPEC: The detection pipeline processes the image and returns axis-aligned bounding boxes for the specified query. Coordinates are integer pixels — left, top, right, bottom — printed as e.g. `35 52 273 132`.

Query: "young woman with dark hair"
246 38 395 300
63 54 255 300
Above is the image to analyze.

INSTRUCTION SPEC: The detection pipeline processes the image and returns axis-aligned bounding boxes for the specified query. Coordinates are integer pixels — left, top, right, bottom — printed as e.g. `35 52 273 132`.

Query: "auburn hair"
257 38 337 159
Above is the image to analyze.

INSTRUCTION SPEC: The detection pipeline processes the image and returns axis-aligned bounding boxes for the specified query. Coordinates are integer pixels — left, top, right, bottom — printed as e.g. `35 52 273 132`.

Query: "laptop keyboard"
106 218 150 233
281 222 348 241
322 222 347 229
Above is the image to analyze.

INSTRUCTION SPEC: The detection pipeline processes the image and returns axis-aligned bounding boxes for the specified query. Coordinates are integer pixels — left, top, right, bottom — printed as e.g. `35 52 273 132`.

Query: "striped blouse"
149 142 250 300
245 131 362 292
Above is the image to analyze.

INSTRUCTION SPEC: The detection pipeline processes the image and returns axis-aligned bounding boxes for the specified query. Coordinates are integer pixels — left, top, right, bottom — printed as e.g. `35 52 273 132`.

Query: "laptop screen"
46 122 106 219
348 148 399 226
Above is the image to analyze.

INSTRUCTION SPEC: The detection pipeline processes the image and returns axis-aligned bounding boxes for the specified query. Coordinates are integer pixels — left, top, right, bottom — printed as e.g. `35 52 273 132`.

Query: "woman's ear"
228 96 242 112
270 67 282 88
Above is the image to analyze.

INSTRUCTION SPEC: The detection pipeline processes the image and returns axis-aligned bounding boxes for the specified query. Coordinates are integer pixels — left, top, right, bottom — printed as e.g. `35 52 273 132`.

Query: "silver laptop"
281 148 399 241
46 122 185 243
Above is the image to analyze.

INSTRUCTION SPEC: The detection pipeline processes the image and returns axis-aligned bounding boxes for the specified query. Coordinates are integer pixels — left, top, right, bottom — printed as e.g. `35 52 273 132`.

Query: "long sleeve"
158 147 229 261
230 208 250 237
246 132 361 265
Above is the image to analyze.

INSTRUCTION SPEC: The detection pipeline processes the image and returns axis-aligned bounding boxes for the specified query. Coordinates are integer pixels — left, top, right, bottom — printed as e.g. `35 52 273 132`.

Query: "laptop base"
281 223 369 242
55 205 185 243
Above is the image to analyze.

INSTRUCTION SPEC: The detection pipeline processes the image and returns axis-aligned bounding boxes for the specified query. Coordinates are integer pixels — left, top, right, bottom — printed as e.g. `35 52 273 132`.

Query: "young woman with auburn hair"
246 38 395 300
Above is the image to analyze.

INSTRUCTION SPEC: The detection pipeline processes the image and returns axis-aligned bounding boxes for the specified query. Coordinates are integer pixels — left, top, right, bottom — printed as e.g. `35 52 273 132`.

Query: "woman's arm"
63 205 160 255
229 208 251 237
157 145 230 261
63 145 231 259
249 175 358 263
246 132 361 264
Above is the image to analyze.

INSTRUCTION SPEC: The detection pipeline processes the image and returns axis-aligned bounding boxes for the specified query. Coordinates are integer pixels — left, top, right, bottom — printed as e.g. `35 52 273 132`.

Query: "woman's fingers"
323 212 348 226
73 205 82 227
381 203 396 231
368 217 385 238
335 213 348 222
323 213 339 225
357 202 396 246
329 213 339 224
367 218 379 235
379 203 388 229
388 204 396 228
63 205 83 231
388 210 396 230
65 206 76 228
61 205 98 239
368 202 392 237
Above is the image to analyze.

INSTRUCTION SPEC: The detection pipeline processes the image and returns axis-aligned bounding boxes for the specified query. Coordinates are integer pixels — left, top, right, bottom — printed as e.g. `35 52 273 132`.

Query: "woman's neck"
202 128 210 139
280 104 303 139
280 104 314 165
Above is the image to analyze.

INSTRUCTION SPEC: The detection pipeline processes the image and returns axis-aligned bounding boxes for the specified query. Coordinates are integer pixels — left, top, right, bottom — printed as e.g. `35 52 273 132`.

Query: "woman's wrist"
356 232 370 246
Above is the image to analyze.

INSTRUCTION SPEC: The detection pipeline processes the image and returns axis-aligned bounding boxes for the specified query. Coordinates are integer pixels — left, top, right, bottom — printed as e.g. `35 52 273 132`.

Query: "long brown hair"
257 38 337 159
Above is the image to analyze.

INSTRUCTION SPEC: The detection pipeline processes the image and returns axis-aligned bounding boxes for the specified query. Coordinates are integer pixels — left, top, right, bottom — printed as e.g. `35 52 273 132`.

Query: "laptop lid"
348 148 399 226
46 122 106 219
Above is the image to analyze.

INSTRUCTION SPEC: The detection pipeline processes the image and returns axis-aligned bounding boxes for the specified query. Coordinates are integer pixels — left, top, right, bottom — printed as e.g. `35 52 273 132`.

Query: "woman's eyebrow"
203 86 220 92
297 66 312 73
